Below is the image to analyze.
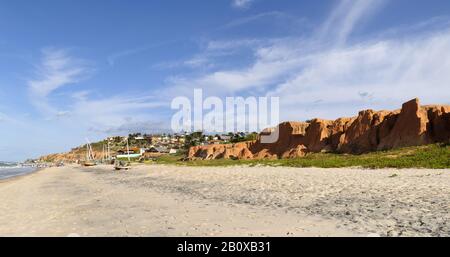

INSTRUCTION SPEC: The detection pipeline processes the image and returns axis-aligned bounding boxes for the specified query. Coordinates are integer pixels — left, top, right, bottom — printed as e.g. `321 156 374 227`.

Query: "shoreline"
0 164 448 236
0 167 43 184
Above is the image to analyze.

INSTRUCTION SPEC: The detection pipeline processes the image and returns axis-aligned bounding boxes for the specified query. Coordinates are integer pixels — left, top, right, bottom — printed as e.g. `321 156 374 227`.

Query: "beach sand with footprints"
0 164 448 237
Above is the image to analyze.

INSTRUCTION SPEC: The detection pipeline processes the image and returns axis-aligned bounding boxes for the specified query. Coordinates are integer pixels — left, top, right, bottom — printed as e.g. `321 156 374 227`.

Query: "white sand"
0 164 448 237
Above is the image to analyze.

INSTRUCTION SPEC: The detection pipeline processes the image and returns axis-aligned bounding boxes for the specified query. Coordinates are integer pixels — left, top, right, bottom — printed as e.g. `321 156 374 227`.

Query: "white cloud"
0 111 24 125
71 90 90 101
0 112 6 122
89 120 170 135
163 0 387 95
107 40 178 66
152 39 266 71
267 31 450 120
221 11 307 30
28 48 91 115
165 37 309 95
162 0 450 124
206 38 266 51
232 0 254 9
27 48 170 136
318 0 386 45
152 55 213 70
107 46 149 66
71 94 168 129
55 111 70 118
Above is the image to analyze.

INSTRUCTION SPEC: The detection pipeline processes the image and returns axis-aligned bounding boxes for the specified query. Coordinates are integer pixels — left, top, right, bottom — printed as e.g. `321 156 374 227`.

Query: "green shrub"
151 144 450 169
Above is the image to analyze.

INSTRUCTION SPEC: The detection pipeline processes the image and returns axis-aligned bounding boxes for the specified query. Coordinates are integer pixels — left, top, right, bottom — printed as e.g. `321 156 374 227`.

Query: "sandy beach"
0 164 448 237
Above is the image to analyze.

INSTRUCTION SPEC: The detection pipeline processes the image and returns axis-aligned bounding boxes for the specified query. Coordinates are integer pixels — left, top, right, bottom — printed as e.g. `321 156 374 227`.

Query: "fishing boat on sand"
82 139 97 167
114 161 131 170
114 137 133 171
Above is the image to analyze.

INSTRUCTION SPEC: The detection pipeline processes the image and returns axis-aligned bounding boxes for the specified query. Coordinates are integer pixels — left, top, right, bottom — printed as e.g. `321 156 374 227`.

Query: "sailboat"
101 142 113 164
114 137 131 170
82 138 97 167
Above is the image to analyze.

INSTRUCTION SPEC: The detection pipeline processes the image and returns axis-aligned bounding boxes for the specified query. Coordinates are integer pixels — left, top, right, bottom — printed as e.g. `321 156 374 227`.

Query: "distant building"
208 140 223 145
116 147 142 159
146 146 169 154
220 135 231 142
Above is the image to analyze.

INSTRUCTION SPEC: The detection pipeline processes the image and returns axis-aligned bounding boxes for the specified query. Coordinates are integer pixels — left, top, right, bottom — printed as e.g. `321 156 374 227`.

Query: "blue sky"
1 0 450 161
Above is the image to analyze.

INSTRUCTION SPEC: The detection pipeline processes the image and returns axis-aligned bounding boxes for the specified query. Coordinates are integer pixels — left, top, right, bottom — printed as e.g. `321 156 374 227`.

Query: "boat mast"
126 137 131 162
85 138 94 161
102 144 105 163
108 141 111 161
89 143 94 160
86 143 89 161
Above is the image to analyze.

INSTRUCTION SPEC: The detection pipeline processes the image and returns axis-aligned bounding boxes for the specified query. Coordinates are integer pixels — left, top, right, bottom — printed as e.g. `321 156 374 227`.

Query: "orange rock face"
38 148 107 163
188 142 256 160
188 98 450 160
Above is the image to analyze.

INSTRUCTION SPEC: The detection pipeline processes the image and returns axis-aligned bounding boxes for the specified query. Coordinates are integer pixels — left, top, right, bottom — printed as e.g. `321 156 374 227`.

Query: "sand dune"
0 164 448 236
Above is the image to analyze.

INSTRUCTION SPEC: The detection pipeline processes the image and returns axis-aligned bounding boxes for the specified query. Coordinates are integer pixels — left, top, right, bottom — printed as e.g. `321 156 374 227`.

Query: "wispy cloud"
318 0 386 45
162 0 450 123
206 38 267 51
0 112 8 122
107 40 178 66
50 89 170 135
163 0 387 95
152 38 266 71
107 46 149 66
232 0 254 9
89 120 170 135
152 55 213 70
0 110 25 126
268 30 450 120
71 94 168 127
26 48 170 136
28 48 91 115
164 37 308 95
221 11 307 30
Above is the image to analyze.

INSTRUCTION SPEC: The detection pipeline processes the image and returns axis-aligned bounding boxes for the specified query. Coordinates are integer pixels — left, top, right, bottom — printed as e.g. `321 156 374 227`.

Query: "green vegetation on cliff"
153 144 450 169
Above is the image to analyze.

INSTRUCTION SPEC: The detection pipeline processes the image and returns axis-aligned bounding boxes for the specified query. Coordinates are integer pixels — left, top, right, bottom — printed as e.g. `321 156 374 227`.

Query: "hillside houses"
37 131 259 163
103 131 257 160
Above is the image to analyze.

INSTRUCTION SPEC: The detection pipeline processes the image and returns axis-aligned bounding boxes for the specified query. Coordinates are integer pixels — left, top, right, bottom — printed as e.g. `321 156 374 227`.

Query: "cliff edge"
188 98 450 160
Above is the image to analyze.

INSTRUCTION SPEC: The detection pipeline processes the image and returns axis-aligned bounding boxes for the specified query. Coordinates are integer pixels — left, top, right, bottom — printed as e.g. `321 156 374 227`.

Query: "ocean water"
0 162 37 180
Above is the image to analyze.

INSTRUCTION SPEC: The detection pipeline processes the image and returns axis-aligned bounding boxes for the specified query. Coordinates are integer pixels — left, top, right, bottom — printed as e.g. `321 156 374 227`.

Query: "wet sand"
0 164 448 237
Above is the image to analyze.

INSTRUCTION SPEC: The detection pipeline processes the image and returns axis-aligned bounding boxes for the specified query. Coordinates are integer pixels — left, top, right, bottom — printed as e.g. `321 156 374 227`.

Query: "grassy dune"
153 144 450 169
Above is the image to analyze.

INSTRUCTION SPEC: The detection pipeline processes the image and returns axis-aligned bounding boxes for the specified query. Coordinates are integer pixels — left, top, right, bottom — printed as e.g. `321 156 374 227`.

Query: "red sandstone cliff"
188 98 450 160
38 148 106 163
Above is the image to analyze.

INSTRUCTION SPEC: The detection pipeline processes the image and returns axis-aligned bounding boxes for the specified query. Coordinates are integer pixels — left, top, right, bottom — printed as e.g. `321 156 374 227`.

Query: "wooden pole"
107 141 110 161
126 138 130 162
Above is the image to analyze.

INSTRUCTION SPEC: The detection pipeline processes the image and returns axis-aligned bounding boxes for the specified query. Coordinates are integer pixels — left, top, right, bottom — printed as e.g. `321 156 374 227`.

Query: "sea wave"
0 166 37 180
0 165 21 169
0 161 17 167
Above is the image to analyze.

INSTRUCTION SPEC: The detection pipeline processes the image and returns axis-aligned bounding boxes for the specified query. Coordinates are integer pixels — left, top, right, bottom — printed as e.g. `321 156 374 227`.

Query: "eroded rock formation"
188 98 450 160
38 148 105 163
